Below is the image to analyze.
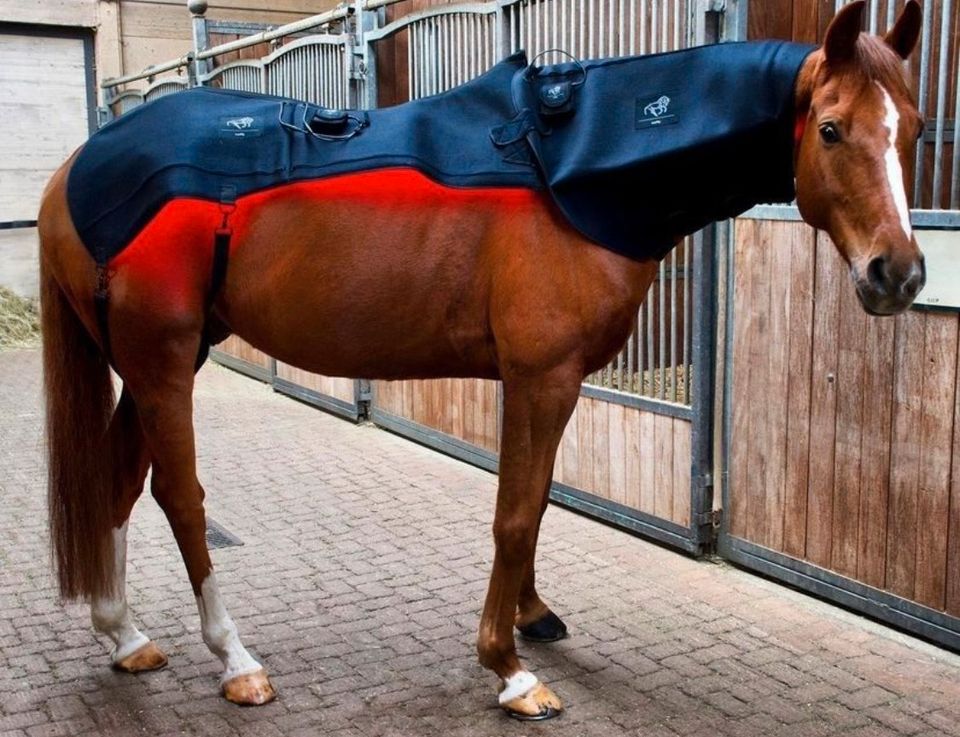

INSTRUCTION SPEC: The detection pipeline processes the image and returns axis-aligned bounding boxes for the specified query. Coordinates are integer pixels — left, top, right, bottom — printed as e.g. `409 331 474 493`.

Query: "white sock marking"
877 83 913 241
499 670 539 704
197 572 263 683
90 522 150 662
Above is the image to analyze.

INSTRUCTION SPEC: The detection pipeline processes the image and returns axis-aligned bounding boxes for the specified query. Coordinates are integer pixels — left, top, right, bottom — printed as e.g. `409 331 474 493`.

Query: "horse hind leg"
121 347 276 706
90 389 168 672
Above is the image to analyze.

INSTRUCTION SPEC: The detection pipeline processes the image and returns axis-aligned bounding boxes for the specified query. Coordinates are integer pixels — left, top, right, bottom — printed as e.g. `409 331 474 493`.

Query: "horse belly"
214 172 543 379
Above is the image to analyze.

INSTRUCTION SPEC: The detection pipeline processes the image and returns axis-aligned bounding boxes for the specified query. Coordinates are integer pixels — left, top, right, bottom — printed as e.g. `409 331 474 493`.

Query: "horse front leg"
515 486 568 643
477 366 581 720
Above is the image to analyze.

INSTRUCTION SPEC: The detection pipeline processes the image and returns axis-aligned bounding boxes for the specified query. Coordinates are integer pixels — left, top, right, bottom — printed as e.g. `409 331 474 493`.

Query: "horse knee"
492 518 537 567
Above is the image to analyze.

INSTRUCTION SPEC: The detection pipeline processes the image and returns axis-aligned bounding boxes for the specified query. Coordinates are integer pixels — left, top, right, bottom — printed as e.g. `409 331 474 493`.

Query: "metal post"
721 0 748 43
690 224 718 550
188 0 210 84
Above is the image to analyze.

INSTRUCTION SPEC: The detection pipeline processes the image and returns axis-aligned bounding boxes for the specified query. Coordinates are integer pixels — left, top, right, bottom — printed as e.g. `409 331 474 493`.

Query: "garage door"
0 28 93 297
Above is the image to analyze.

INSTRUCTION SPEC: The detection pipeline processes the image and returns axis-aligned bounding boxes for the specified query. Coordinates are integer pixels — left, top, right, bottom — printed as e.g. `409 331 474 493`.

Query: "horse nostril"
867 256 889 293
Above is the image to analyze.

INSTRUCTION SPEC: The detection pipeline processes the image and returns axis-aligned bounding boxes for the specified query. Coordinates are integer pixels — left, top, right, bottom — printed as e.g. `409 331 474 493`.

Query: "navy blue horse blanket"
68 41 814 265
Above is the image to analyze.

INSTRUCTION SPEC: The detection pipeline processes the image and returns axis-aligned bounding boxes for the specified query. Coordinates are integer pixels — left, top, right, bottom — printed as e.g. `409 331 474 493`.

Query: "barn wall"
729 218 960 619
116 1 341 79
0 1 97 28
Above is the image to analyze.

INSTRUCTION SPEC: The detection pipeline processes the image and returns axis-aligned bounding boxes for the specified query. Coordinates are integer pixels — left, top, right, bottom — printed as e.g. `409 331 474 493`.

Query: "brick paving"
1 347 959 737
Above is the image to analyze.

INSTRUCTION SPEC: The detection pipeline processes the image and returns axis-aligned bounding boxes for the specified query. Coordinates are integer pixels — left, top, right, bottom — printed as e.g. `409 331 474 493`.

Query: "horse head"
794 0 925 316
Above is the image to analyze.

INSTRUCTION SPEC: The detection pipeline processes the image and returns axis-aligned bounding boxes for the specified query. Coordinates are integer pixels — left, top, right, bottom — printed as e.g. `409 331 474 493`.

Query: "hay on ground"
0 287 40 349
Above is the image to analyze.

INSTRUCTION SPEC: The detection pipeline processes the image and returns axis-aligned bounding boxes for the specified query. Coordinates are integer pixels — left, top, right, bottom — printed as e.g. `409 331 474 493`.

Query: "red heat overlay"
109 168 540 305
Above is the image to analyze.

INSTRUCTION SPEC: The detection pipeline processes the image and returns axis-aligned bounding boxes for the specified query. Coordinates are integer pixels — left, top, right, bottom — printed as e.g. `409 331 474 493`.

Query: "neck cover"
68 41 814 265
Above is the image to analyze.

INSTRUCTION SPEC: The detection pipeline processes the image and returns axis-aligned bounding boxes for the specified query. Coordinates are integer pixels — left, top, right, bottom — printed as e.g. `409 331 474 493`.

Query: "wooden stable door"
726 217 960 647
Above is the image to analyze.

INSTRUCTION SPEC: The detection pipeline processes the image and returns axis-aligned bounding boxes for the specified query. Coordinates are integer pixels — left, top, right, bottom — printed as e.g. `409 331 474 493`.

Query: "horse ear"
824 1 866 64
884 0 922 60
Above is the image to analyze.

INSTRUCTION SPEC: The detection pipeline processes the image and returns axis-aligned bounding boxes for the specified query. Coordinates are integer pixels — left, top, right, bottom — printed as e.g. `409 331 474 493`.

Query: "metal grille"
207 61 264 93
508 0 688 61
265 37 348 108
835 0 959 209
407 12 498 99
143 79 189 102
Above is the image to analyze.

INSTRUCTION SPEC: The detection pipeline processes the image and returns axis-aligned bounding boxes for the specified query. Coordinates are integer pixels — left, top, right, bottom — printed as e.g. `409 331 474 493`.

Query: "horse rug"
68 41 815 265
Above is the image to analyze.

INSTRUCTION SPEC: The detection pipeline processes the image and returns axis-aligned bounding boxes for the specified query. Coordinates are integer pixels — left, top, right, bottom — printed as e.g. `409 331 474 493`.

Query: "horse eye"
819 123 841 145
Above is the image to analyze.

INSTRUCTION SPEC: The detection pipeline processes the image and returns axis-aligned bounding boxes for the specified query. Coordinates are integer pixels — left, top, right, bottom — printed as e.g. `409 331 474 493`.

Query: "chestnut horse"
39 1 924 720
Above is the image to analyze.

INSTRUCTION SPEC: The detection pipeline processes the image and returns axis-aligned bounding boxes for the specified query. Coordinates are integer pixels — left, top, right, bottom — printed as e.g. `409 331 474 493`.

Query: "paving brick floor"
2 348 959 737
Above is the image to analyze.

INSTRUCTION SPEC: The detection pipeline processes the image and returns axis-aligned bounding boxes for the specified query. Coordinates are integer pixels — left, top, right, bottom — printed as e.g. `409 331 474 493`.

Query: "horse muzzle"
853 252 926 316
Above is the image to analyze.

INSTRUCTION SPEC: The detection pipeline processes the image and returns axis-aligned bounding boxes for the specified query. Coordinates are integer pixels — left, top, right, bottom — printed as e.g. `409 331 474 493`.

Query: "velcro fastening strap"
490 110 537 148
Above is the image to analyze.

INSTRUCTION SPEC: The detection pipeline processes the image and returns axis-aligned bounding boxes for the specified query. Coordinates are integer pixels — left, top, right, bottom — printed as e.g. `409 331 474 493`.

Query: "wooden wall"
277 363 356 405
216 335 272 373
375 379 500 453
0 0 97 27
117 1 341 76
556 398 691 526
730 218 960 617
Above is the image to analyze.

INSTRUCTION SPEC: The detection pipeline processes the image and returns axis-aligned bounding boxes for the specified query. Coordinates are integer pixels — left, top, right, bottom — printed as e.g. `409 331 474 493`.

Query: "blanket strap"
94 264 113 366
195 186 236 371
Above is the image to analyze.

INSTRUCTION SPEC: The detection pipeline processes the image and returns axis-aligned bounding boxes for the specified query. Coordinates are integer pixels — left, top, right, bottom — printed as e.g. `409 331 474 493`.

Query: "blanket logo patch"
219 115 263 139
636 93 679 130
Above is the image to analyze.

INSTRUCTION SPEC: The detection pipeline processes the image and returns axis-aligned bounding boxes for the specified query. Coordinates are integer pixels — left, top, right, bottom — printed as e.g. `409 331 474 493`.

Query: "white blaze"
877 83 913 241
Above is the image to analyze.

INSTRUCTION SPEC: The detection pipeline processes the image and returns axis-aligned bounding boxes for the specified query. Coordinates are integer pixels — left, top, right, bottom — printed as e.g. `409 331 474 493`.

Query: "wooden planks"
275 363 355 405
731 216 960 618
553 397 691 525
373 379 500 452
0 0 97 27
805 231 842 568
216 335 272 370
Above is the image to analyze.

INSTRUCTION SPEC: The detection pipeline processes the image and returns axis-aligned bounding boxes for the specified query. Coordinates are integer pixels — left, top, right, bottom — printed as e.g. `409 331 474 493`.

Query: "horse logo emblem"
219 115 262 139
636 93 678 130
643 96 671 118
226 117 255 130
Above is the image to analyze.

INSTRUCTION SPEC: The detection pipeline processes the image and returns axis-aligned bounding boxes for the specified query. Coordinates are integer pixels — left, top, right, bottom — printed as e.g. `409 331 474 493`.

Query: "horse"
37 0 924 720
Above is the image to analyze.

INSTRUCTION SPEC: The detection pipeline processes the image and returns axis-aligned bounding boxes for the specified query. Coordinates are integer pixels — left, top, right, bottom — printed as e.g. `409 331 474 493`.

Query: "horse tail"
40 230 117 601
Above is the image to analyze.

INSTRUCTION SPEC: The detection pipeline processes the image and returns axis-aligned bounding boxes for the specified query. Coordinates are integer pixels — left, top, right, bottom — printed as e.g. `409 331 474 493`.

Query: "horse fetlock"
476 632 518 671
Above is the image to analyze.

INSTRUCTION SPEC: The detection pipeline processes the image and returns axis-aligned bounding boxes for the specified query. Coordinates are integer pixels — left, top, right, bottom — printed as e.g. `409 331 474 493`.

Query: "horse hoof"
502 683 564 721
112 641 168 673
223 669 277 706
517 610 568 642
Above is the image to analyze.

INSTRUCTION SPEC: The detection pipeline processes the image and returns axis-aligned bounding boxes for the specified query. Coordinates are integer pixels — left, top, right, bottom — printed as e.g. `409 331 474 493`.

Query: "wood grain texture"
745 219 772 545
672 419 691 527
885 310 925 599
948 330 960 616
762 221 794 551
654 413 674 520
805 232 842 568
913 313 957 609
729 218 756 538
856 315 895 589
639 409 656 516
608 403 627 506
783 223 816 558
217 335 272 370
0 0 97 27
276 363 355 404
830 255 867 578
